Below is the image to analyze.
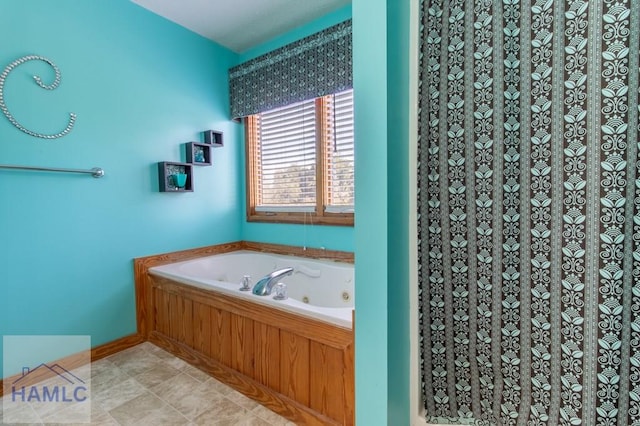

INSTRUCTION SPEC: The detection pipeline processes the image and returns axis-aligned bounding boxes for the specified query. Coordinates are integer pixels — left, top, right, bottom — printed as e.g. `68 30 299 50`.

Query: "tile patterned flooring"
1 342 295 425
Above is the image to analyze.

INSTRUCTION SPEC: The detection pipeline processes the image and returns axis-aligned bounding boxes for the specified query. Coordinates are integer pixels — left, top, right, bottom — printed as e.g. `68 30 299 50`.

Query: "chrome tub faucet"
252 267 294 296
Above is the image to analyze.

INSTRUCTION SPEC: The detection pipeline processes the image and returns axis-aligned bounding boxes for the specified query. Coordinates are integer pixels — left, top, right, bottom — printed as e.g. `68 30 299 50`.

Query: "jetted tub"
148 250 355 328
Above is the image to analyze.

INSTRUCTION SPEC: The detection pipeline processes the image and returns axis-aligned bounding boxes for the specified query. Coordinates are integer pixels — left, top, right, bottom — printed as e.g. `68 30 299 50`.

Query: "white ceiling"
131 0 351 53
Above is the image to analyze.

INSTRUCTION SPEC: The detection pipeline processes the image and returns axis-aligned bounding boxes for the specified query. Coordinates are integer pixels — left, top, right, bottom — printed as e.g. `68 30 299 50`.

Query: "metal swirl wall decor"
0 55 76 139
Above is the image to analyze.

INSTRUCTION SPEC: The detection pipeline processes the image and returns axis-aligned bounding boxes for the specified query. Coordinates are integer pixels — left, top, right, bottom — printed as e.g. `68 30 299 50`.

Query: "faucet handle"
272 283 288 300
240 275 251 291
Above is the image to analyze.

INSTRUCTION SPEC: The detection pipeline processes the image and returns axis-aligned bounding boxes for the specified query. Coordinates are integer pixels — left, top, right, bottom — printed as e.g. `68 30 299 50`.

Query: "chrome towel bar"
0 164 105 178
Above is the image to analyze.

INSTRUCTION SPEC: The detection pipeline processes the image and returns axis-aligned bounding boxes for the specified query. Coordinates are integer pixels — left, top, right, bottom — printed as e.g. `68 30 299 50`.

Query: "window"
245 89 354 226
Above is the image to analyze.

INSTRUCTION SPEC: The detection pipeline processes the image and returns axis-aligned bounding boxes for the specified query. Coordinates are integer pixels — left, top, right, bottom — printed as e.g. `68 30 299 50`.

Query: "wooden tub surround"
134 241 354 426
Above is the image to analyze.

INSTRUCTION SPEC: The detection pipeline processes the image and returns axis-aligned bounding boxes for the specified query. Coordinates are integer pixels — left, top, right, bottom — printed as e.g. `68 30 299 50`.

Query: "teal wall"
0 0 241 376
353 0 412 423
0 1 414 423
238 5 355 253
386 0 412 423
353 0 388 422
239 5 353 62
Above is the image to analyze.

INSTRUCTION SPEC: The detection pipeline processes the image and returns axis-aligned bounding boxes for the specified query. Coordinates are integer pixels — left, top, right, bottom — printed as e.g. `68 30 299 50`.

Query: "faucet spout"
252 267 294 296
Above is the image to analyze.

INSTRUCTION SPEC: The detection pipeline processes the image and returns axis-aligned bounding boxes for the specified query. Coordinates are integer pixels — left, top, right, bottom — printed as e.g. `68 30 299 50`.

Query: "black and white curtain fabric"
417 1 640 425
229 20 352 119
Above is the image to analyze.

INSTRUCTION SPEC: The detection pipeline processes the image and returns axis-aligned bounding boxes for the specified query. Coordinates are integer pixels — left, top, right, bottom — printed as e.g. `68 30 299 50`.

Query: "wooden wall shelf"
186 142 212 166
158 162 193 192
203 130 223 147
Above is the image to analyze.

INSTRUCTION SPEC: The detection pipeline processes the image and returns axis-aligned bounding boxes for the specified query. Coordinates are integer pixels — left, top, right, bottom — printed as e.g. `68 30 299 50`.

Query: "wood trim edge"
240 241 354 263
91 333 144 361
0 333 142 398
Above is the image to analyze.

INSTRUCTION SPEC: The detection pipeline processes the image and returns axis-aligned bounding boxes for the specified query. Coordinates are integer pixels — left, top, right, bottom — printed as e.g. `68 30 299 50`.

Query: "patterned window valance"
229 19 352 119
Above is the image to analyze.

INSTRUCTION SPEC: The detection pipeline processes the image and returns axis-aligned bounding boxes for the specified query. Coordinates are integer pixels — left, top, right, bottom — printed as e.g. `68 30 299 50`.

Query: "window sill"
247 211 354 227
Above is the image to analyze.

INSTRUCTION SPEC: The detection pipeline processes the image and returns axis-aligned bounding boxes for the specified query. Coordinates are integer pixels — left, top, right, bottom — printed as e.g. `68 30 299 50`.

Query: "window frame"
245 95 354 226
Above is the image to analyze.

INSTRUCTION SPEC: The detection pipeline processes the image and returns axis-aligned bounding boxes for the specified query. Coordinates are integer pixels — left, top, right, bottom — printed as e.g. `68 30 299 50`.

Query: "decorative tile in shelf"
158 162 193 192
186 142 212 166
203 130 223 147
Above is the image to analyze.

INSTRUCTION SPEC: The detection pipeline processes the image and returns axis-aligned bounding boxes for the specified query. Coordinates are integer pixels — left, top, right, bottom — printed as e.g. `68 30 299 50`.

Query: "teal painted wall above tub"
386 0 412 423
237 6 355 253
238 5 352 62
353 0 412 423
0 0 241 375
0 2 414 423
353 0 388 422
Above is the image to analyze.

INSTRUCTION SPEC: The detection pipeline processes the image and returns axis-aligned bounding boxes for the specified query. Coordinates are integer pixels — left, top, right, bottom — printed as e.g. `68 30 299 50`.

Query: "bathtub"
148 250 354 328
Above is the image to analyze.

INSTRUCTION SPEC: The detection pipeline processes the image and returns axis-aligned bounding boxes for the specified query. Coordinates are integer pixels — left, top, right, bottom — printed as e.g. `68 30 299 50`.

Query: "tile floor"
1 342 295 425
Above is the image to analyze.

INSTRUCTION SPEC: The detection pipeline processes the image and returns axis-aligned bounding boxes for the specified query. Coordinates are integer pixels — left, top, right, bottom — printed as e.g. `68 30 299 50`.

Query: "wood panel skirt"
134 243 354 426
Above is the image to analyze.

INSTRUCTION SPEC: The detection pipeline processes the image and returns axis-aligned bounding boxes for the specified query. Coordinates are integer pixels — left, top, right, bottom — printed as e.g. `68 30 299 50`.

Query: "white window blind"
325 90 355 212
256 99 317 208
252 89 354 214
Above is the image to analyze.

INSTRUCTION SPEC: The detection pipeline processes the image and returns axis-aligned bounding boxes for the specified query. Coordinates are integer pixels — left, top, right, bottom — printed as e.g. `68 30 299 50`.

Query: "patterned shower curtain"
417 1 640 425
